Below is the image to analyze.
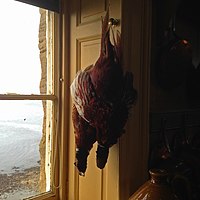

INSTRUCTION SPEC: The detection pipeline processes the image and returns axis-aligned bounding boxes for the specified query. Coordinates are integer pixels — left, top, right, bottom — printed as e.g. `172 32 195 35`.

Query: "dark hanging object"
14 0 60 12
156 16 192 90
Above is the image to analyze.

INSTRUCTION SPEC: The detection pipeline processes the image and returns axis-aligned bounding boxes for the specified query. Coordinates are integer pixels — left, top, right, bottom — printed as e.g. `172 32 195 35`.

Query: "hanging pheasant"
70 9 137 176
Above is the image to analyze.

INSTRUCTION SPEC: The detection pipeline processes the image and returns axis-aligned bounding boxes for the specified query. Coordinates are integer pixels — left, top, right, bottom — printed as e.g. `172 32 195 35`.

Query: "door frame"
120 0 152 199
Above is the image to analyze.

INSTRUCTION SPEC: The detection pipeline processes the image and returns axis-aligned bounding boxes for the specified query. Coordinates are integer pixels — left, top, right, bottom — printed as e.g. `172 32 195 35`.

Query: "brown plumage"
70 9 137 175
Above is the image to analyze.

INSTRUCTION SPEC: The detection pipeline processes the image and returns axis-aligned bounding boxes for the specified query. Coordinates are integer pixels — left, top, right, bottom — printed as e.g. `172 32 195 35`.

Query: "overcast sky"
0 0 41 94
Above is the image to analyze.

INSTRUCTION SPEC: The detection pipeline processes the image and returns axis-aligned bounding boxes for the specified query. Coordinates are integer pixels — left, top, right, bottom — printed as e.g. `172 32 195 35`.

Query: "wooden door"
68 0 121 199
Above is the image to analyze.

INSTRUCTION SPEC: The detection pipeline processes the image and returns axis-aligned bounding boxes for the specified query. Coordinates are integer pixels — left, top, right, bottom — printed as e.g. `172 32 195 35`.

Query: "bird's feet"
74 148 89 176
96 144 109 169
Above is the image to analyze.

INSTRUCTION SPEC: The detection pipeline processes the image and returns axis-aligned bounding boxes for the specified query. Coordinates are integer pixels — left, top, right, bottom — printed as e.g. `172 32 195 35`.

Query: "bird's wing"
70 66 95 122
70 66 112 127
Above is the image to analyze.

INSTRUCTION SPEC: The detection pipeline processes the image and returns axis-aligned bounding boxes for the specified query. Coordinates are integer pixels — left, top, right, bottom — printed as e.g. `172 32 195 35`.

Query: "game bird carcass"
70 9 137 176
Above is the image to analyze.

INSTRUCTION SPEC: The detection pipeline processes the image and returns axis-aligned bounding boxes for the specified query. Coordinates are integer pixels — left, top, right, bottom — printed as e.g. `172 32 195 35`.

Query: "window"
0 1 60 200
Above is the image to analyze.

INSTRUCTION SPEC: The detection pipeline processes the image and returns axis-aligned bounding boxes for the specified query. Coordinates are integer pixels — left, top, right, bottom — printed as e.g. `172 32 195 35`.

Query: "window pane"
0 1 53 95
0 100 53 200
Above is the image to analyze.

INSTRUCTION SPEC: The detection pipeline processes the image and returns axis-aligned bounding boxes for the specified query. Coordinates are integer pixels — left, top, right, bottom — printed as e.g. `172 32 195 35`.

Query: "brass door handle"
108 18 120 26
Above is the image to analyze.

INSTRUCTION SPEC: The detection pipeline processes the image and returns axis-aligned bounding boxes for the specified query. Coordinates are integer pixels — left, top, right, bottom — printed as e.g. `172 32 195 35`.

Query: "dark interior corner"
149 0 200 199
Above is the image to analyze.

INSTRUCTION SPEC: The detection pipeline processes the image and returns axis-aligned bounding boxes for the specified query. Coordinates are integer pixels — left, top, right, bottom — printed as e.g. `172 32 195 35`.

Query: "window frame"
14 0 60 12
0 7 63 200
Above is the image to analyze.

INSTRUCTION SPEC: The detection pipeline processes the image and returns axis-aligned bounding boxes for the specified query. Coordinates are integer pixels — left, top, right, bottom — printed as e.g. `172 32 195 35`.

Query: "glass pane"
0 100 53 200
0 1 53 95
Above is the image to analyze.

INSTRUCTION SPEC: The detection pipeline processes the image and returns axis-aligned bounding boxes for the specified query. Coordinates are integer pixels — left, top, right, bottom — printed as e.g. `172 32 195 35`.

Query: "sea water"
0 101 43 174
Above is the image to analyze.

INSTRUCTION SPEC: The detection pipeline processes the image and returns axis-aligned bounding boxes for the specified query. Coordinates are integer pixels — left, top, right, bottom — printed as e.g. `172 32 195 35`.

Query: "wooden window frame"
0 5 65 200
14 0 60 12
